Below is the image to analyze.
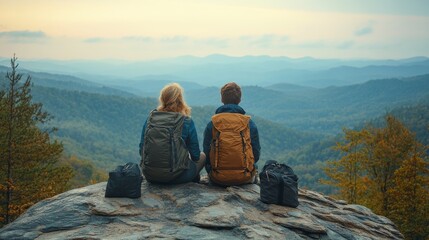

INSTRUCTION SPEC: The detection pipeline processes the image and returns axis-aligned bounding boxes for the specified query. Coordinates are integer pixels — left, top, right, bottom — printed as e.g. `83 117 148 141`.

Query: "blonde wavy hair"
157 83 191 116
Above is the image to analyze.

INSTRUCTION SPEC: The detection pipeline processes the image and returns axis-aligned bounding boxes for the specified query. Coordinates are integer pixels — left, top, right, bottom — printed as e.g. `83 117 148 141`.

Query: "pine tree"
0 55 73 225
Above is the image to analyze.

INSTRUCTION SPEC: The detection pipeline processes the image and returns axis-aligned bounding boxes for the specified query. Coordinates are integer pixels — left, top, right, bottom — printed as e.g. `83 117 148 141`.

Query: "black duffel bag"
259 160 299 207
105 162 143 198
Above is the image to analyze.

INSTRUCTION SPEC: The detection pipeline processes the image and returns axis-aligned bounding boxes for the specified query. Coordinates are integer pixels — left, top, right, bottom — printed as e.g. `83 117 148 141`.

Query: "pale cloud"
295 41 327 49
196 38 229 48
279 35 290 42
249 35 276 48
0 30 48 44
0 31 45 38
0 1 428 59
83 37 108 43
123 35 187 44
122 36 153 42
355 26 373 36
239 35 290 48
160 36 189 43
338 40 355 49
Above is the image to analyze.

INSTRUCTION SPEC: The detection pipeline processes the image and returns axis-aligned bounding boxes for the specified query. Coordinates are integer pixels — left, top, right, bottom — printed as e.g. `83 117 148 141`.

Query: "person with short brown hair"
220 82 241 105
203 82 261 185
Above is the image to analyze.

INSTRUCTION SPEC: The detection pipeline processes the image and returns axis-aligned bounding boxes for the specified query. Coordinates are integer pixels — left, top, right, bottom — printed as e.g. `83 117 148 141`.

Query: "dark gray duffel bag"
259 160 299 207
105 162 143 198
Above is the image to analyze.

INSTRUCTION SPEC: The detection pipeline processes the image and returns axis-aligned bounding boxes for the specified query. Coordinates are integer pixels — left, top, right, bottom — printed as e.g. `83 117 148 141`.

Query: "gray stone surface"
0 179 404 240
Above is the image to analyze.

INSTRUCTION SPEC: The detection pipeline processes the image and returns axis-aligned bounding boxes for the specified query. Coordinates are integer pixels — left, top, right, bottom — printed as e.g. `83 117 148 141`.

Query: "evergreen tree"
0 56 73 225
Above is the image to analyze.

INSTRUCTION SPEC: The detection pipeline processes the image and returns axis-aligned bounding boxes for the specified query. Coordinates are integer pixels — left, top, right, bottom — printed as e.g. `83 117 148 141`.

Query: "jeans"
172 152 206 184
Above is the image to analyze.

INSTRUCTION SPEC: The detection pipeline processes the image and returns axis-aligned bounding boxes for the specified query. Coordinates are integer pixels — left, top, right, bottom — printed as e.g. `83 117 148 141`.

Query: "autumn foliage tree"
387 145 429 239
323 115 429 239
322 129 370 205
0 56 73 225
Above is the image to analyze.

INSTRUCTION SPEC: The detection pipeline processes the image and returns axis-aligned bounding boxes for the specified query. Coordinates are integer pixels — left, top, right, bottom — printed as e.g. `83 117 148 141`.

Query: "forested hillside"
31 87 155 169
365 95 429 146
30 83 429 193
2 66 427 194
104 78 206 97
186 74 429 135
279 99 429 192
2 64 428 136
0 65 133 97
31 86 319 171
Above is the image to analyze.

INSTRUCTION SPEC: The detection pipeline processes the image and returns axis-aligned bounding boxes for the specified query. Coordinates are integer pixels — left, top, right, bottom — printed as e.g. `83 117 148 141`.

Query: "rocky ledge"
0 179 403 239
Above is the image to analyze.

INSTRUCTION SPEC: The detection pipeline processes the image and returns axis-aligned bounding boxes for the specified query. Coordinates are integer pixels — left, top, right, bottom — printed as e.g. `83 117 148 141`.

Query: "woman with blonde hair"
139 83 205 184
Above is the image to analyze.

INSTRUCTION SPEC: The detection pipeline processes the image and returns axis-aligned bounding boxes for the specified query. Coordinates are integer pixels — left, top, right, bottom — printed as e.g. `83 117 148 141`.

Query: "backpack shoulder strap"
146 109 156 126
211 113 250 132
147 111 184 129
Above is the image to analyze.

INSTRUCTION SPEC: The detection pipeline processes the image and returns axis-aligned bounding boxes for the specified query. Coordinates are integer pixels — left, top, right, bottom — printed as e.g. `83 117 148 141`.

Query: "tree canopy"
323 115 429 239
0 56 73 225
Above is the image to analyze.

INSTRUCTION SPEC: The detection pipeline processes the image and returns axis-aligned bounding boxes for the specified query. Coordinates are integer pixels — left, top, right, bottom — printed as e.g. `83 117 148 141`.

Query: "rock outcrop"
0 179 403 239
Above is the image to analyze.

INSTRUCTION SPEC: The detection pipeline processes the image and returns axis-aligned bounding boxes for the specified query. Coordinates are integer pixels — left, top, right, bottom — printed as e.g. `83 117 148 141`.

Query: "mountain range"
1 55 428 88
186 74 429 135
1 55 428 193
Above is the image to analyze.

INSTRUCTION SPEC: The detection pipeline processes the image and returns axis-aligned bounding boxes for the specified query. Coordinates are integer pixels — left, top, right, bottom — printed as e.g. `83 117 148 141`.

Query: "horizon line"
0 54 428 63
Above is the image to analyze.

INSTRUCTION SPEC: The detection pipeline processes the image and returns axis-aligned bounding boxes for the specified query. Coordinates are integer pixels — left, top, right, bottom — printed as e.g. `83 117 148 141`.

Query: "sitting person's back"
203 82 260 186
139 83 205 184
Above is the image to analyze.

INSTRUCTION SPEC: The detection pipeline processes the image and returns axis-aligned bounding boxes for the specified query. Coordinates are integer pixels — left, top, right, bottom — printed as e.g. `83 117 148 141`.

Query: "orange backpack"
209 113 256 186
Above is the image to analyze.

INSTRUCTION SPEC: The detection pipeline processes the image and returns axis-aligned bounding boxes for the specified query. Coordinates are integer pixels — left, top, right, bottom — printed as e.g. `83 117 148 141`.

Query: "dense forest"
30 85 320 171
279 100 429 192
1 59 428 239
2 66 428 193
185 74 429 135
27 80 429 194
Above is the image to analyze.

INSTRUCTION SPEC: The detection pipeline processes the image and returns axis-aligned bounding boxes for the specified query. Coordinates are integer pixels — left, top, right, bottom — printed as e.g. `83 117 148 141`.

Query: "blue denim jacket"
139 110 201 161
203 104 261 172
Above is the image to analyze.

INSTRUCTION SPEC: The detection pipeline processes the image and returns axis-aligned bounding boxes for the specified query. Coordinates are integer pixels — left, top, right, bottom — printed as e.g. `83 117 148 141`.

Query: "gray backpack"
140 111 190 183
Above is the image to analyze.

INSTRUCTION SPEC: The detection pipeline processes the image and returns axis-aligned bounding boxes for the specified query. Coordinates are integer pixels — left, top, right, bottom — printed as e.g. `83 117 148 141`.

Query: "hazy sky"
1 0 428 60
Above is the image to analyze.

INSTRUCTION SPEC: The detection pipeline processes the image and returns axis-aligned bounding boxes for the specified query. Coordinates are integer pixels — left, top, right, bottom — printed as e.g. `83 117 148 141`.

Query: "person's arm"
203 122 213 171
249 119 261 163
185 119 201 161
139 119 148 156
